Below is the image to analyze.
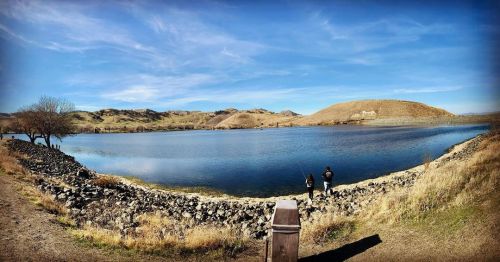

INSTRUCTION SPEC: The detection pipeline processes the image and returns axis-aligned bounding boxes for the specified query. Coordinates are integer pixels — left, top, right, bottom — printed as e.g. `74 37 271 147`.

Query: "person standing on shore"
322 166 334 196
305 174 315 201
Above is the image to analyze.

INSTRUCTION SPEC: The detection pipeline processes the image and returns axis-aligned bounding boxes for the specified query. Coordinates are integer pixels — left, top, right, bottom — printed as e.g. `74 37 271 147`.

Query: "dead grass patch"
183 225 245 254
72 226 123 249
0 143 27 176
363 131 500 224
423 152 433 172
71 212 247 257
16 182 68 215
301 213 356 244
122 176 226 197
56 215 77 228
92 175 120 188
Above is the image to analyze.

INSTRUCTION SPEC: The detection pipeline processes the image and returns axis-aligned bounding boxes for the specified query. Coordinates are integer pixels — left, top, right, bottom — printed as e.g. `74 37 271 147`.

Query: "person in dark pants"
321 166 334 196
305 174 315 200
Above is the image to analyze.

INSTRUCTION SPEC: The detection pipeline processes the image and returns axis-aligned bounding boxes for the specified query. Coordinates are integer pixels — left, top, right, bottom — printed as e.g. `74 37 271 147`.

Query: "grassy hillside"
68 108 301 132
296 99 454 125
1 99 497 133
215 111 299 129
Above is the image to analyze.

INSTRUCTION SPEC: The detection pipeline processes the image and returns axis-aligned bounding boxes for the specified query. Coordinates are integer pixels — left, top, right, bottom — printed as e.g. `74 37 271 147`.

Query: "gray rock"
182 212 192 218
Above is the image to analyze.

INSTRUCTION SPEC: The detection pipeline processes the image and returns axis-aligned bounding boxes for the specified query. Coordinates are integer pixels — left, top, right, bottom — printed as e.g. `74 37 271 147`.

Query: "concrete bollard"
271 200 301 262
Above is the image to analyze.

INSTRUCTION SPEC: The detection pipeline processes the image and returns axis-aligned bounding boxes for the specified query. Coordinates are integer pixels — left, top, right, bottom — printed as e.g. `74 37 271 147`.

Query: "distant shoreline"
3 116 492 136
1 99 498 134
70 115 500 134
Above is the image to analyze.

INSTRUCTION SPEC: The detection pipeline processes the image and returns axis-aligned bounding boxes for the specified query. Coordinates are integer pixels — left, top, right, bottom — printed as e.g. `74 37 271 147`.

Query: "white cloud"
159 87 306 107
307 11 454 54
436 100 500 114
103 86 160 103
99 73 217 103
75 105 102 111
17 1 151 50
393 86 462 94
147 15 167 33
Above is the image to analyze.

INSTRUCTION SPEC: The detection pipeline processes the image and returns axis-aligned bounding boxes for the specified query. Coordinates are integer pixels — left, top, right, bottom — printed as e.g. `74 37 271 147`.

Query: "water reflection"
12 124 490 197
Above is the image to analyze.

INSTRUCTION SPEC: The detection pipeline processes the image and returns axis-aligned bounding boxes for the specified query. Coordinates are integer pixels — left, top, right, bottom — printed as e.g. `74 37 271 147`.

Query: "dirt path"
0 173 175 262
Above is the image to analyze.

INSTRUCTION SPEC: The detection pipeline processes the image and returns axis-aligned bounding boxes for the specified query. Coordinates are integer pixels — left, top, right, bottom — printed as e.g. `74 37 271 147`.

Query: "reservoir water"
16 124 489 197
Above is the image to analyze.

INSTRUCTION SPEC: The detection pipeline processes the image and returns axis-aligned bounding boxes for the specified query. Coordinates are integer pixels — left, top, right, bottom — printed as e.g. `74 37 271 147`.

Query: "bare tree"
33 96 76 147
13 105 43 143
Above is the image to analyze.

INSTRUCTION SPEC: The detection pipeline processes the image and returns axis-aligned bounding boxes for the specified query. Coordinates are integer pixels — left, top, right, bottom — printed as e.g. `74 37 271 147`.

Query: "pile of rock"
438 134 484 167
8 136 477 239
8 139 94 185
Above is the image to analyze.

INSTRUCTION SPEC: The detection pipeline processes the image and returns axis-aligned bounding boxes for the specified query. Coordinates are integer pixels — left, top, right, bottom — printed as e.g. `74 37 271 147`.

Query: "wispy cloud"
158 87 306 107
305 11 455 55
0 1 494 115
134 7 267 67
99 73 217 103
147 15 167 33
0 0 153 53
393 86 462 94
102 86 160 103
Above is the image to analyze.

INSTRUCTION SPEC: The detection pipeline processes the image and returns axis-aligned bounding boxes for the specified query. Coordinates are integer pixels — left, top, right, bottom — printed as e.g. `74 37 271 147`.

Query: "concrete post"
271 200 301 262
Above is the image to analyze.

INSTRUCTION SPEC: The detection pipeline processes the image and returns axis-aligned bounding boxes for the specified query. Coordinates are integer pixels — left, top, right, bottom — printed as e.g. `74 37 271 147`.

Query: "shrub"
92 175 120 188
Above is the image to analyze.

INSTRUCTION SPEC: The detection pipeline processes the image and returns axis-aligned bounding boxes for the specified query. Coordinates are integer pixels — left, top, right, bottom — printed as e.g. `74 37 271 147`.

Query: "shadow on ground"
299 234 382 262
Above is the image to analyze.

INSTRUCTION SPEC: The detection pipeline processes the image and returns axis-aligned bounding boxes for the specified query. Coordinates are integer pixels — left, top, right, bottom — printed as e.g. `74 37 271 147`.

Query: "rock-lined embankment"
6 135 484 239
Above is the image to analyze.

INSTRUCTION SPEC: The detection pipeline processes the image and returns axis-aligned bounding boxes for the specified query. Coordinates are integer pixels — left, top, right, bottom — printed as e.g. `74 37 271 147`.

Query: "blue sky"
0 0 498 114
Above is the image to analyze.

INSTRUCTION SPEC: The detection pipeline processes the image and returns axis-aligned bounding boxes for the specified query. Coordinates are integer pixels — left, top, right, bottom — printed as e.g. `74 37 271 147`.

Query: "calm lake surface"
17 124 489 197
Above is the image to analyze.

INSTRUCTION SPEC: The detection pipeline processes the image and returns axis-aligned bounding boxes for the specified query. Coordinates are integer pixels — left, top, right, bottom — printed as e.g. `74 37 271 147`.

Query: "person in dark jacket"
321 166 334 196
305 174 315 200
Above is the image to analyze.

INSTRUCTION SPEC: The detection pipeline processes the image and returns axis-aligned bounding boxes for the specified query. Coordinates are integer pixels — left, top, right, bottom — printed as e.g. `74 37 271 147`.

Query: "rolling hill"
1 99 496 133
68 108 301 132
296 99 455 125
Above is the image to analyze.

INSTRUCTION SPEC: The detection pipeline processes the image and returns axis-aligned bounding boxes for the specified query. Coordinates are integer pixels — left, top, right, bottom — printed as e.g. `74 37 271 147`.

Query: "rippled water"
13 124 489 197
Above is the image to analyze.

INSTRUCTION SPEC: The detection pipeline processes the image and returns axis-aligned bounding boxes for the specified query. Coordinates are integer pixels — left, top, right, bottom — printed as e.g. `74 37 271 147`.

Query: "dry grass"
92 175 120 188
71 212 247 256
364 131 500 224
1 141 65 215
300 213 356 244
423 152 433 172
298 99 454 125
72 213 177 252
56 215 77 228
0 141 27 176
122 176 227 197
124 213 178 252
19 184 68 215
184 226 244 252
72 226 123 248
71 109 300 131
299 132 499 260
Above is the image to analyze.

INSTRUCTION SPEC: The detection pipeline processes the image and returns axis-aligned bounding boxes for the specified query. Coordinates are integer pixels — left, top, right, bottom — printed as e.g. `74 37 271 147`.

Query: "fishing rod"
296 162 307 180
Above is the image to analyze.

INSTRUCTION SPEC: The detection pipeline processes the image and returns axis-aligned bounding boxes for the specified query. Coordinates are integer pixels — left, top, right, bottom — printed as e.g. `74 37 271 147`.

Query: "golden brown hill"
2 100 495 133
66 108 300 132
215 111 300 129
296 99 454 125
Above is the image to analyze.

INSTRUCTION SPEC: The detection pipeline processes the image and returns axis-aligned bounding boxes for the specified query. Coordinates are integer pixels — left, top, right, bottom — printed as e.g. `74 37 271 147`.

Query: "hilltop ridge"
297 99 454 125
1 99 496 133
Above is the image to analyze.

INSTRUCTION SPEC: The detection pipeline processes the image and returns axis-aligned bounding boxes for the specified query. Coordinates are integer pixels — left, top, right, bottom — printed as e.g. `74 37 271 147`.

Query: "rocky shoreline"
6 135 485 239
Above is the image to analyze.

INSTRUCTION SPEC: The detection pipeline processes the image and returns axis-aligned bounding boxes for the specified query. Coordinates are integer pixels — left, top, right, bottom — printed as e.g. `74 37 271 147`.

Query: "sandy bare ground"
0 173 179 262
0 171 264 262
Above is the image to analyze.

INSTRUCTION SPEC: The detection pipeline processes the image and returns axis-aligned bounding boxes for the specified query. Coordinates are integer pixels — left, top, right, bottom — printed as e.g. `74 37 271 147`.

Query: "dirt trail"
0 173 172 262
